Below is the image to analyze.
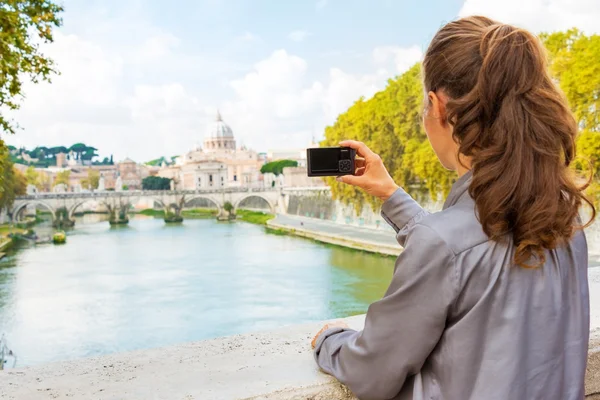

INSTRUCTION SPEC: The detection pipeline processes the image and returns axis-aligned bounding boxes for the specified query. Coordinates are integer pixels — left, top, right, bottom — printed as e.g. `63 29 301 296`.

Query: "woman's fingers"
311 321 350 348
339 140 377 161
355 167 365 176
355 158 365 168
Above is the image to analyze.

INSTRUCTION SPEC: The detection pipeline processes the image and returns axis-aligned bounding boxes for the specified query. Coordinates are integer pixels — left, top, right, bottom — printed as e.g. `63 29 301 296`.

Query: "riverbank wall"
1 314 598 399
267 215 401 256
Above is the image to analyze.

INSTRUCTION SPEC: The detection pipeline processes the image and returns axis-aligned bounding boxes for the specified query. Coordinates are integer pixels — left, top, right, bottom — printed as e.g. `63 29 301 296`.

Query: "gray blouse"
314 171 590 400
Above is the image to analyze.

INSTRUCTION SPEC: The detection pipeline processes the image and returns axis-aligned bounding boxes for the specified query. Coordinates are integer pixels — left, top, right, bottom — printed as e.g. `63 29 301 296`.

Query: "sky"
6 0 600 162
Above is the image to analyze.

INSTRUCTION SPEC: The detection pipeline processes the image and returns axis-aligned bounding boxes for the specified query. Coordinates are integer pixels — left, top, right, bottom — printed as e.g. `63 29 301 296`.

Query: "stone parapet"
1 315 598 399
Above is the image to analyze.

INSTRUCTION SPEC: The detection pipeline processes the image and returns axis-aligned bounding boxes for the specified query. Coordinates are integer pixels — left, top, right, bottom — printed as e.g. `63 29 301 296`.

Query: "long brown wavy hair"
422 16 595 268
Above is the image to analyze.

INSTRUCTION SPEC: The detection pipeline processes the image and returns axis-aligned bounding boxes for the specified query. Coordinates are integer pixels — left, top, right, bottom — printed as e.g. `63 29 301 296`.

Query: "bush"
260 160 298 176
142 176 171 190
52 231 66 244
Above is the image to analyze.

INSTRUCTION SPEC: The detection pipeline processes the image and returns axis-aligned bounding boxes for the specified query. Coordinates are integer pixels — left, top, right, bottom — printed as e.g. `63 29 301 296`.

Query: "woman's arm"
381 187 430 247
314 223 456 400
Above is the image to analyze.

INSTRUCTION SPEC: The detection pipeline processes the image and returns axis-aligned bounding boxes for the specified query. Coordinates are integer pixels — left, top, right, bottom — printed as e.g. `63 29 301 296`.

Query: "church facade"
158 112 265 190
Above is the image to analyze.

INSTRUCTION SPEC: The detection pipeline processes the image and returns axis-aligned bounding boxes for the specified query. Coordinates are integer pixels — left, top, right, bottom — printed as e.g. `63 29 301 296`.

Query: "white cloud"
459 0 600 34
288 30 311 42
222 50 324 148
219 45 423 149
372 45 423 74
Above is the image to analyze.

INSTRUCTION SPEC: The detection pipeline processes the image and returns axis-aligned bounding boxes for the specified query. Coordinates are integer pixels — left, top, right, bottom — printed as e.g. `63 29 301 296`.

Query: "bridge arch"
233 194 275 214
12 201 56 222
68 199 105 219
184 196 222 215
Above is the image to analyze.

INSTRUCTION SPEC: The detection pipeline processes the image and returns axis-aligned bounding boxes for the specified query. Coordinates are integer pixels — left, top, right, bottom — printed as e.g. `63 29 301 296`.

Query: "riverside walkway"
267 214 402 256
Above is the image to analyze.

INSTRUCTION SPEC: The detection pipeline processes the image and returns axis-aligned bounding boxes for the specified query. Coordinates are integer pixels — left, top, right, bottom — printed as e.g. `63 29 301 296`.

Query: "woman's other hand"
311 321 350 349
337 140 399 202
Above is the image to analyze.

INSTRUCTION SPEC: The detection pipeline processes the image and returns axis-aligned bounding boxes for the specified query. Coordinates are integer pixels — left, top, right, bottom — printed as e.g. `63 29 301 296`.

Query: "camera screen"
310 148 341 171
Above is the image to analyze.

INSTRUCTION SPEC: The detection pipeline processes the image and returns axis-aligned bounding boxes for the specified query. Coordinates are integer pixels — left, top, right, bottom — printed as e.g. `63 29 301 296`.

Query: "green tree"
142 176 171 190
54 170 70 188
49 146 68 155
0 145 27 211
69 143 87 160
223 201 234 214
25 165 40 188
81 147 98 162
540 30 600 207
541 29 600 133
13 166 27 196
260 159 298 175
38 171 51 192
80 169 100 190
0 0 63 134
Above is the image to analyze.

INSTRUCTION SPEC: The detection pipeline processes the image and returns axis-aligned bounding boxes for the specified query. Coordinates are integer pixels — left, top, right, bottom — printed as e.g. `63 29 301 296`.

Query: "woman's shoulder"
417 202 490 256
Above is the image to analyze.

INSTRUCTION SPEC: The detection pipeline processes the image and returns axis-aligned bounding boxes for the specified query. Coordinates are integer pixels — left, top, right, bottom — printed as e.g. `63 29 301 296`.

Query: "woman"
312 16 594 400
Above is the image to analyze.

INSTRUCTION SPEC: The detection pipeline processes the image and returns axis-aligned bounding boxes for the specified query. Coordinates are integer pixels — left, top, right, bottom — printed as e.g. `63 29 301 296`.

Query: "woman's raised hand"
336 140 399 202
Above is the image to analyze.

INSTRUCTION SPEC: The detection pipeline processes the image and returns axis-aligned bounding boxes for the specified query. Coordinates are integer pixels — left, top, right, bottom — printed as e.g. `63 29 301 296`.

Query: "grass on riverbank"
184 208 218 217
236 210 274 225
0 225 27 238
138 208 273 225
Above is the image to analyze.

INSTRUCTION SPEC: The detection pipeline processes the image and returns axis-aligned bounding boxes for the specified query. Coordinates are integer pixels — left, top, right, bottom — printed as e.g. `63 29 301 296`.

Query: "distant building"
118 158 148 190
158 112 264 189
56 152 67 168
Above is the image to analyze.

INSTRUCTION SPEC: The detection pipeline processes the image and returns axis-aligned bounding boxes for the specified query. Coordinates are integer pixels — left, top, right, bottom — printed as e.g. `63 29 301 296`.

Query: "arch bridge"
11 188 286 225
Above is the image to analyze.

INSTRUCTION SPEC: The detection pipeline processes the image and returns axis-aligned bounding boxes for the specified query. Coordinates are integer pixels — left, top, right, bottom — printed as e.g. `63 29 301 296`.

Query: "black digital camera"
306 147 356 177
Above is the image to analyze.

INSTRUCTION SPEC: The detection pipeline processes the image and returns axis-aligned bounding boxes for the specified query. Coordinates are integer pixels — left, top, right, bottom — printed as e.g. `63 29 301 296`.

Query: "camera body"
306 147 356 177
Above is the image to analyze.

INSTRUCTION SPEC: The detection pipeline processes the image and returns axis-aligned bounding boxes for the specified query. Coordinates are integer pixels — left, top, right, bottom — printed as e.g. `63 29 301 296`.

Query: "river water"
0 215 394 367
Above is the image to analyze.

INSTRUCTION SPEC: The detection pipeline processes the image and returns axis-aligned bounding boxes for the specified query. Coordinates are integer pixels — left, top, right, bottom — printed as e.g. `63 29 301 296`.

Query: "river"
0 215 394 367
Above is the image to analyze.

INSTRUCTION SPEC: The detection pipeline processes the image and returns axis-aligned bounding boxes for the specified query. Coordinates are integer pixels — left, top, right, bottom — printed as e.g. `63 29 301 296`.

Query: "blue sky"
8 0 599 161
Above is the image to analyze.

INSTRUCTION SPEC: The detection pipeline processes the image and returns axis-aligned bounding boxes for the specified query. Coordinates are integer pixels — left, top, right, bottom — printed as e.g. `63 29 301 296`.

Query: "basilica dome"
204 111 236 151
205 111 234 139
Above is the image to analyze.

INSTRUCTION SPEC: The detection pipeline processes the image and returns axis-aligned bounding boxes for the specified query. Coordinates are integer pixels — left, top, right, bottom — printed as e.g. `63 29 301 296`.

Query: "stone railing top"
0 315 364 400
1 312 598 400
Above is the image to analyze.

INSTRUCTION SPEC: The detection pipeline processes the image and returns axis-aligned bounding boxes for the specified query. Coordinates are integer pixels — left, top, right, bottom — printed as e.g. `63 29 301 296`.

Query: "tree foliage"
260 159 298 176
54 170 70 188
142 176 171 190
80 169 100 190
540 30 600 205
323 30 600 211
0 145 26 210
25 165 39 188
0 0 63 134
9 143 111 166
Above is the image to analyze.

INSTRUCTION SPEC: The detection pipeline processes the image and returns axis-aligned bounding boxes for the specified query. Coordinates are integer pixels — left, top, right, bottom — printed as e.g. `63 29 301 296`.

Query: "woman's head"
421 16 594 267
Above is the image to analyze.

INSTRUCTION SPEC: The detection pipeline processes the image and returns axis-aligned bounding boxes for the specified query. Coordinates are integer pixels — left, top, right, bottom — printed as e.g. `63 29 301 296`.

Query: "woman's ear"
427 91 446 122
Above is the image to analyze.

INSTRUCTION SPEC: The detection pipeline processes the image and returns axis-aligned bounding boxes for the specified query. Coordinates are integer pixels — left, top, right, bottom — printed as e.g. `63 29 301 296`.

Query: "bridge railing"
15 186 285 200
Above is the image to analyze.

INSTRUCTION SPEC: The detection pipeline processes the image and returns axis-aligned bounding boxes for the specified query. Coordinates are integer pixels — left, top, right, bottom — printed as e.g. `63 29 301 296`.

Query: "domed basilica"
158 112 265 189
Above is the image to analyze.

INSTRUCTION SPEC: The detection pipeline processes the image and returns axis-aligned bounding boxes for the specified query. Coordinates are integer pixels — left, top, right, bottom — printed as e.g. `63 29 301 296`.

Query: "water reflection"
0 216 394 366
327 248 394 317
